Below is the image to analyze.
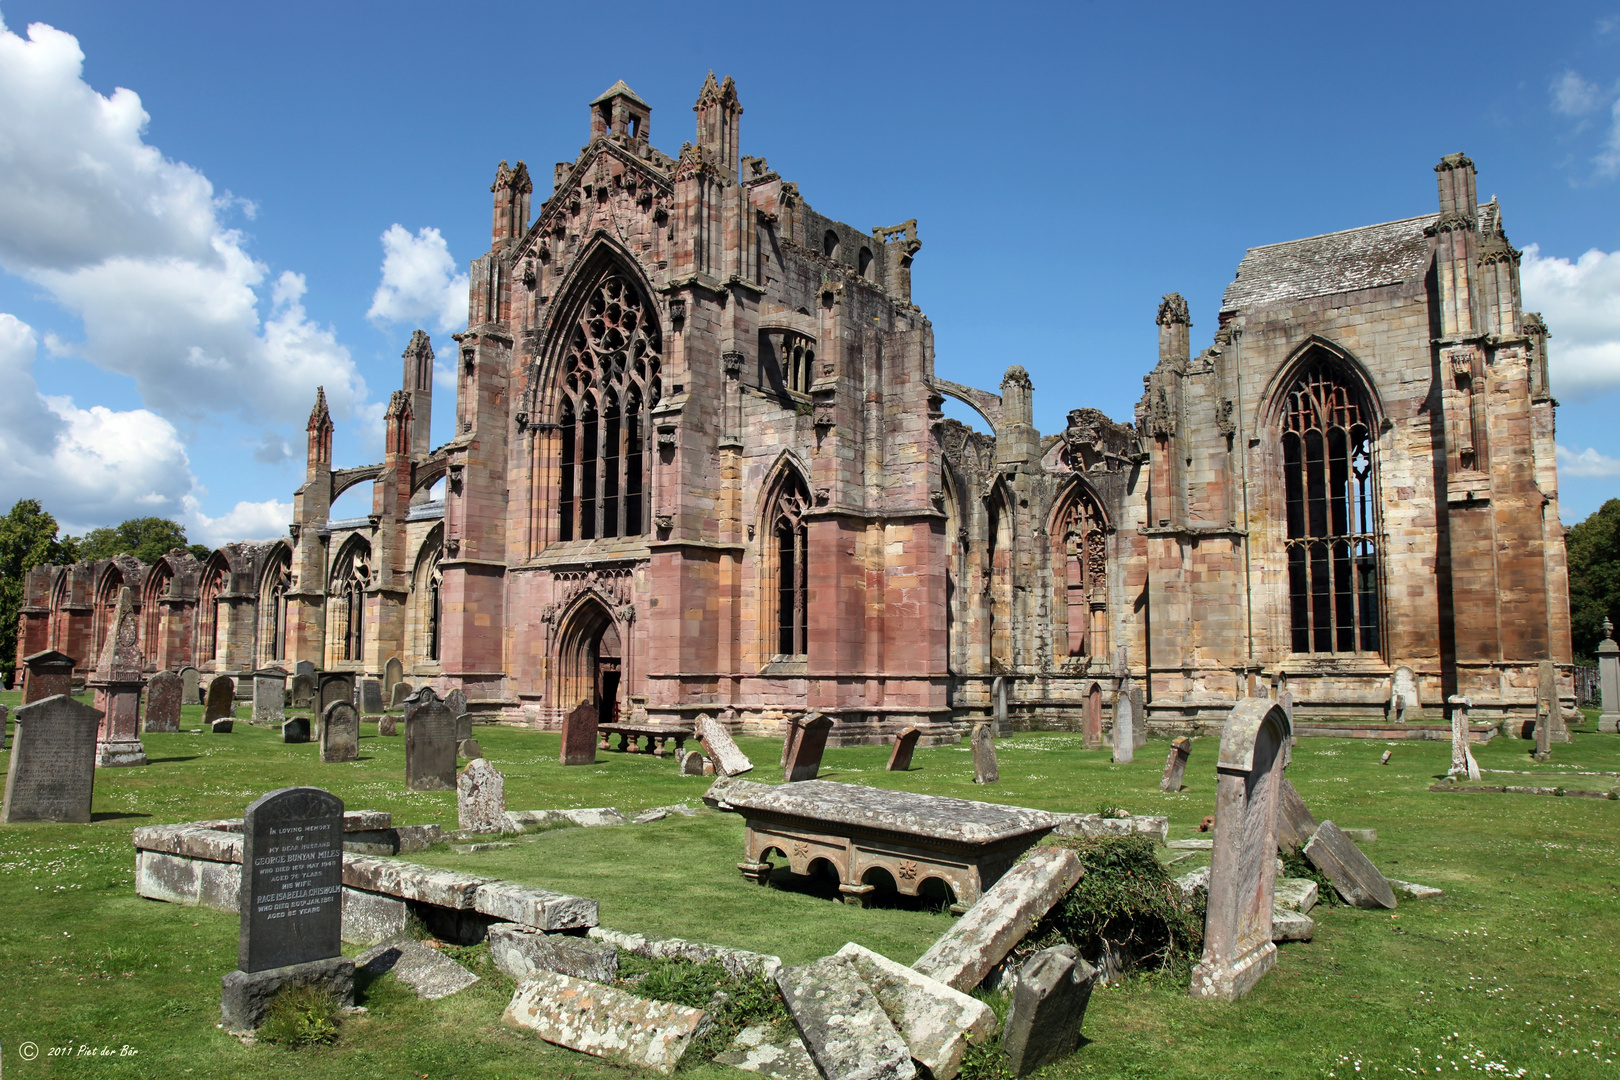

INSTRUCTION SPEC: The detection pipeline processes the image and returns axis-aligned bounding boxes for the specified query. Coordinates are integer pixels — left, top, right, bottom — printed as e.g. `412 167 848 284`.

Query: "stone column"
1447 694 1480 781
1598 618 1620 734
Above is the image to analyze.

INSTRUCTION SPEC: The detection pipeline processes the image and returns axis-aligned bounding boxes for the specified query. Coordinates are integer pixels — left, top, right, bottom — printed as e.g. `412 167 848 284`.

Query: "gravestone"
1000 944 1097 1078
679 750 706 776
320 701 359 763
316 672 355 715
220 786 352 1033
886 726 920 771
377 715 398 737
359 679 385 715
784 712 832 783
1389 666 1419 722
458 737 482 760
204 676 236 727
697 713 754 777
1189 698 1290 1001
1130 685 1148 750
389 681 412 710
89 585 147 767
1448 695 1481 781
1600 618 1620 734
1278 688 1295 727
252 668 287 727
21 649 75 705
282 716 310 743
383 656 404 698
444 688 468 721
405 687 457 791
289 672 315 709
1276 778 1318 850
559 701 598 766
992 675 1008 730
1540 659 1569 743
456 712 474 744
294 659 316 679
1533 706 1551 763
1160 736 1191 792
779 716 802 769
2 695 103 823
179 665 201 705
1112 690 1135 764
458 758 506 833
1083 683 1104 750
211 717 234 734
145 670 183 734
971 722 999 784
1304 820 1397 909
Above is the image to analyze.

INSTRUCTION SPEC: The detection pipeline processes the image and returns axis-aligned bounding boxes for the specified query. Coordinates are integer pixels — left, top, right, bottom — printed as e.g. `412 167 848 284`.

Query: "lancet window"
767 472 810 658
331 543 370 663
1054 486 1108 659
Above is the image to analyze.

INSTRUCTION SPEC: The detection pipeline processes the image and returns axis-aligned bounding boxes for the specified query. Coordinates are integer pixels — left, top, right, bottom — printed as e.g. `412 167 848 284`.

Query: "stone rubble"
503 969 712 1075
357 938 480 999
714 1023 822 1080
775 955 916 1080
835 942 997 1080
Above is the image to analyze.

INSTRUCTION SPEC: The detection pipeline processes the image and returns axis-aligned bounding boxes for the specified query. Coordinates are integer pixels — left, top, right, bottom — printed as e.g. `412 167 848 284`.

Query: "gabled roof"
1221 213 1437 313
590 80 649 109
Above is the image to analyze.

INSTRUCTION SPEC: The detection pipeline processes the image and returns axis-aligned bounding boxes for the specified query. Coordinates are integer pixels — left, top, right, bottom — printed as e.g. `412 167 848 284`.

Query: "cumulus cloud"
1553 70 1602 116
1557 444 1620 478
0 14 367 425
184 496 292 548
1521 244 1620 398
367 224 468 333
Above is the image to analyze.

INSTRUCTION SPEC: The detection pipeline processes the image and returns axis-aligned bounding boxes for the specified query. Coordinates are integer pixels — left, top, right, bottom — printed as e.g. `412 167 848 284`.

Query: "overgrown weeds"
615 954 792 1065
257 983 341 1047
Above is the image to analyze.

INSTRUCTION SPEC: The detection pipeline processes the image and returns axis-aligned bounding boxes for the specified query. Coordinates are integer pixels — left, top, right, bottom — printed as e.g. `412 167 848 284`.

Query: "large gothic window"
766 472 810 658
330 542 370 663
557 268 662 541
1281 358 1380 654
260 552 290 665
1053 485 1108 659
199 562 224 665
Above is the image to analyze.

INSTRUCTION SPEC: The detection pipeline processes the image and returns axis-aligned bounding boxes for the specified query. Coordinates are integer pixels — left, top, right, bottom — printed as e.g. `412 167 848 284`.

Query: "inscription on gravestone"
238 787 344 973
145 670 183 734
359 679 385 715
2 695 103 823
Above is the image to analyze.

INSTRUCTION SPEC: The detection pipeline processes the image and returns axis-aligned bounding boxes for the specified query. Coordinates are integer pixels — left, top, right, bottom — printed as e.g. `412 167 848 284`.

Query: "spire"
491 160 533 245
693 72 742 175
306 385 333 474
403 330 434 452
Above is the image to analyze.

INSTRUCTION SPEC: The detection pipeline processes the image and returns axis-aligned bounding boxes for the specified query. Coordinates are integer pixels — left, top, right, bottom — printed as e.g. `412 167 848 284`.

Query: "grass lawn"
2 694 1618 1078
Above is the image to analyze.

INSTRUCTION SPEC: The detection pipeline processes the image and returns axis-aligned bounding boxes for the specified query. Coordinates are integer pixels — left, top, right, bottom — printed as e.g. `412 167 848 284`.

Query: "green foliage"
1280 845 1340 906
257 983 341 1047
188 543 213 561
616 954 791 1064
1567 498 1620 661
70 516 193 566
0 498 72 686
958 1032 1011 1080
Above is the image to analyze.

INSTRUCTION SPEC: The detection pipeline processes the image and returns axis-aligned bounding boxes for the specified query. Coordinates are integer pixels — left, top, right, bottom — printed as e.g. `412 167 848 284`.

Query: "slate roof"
1221 213 1437 313
590 80 649 108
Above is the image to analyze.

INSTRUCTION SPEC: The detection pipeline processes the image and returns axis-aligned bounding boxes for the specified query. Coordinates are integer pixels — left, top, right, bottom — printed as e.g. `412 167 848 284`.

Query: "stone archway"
555 595 622 724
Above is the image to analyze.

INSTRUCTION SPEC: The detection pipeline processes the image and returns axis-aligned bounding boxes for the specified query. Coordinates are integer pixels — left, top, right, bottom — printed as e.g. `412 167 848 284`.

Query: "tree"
1566 498 1620 662
0 499 73 687
71 517 193 567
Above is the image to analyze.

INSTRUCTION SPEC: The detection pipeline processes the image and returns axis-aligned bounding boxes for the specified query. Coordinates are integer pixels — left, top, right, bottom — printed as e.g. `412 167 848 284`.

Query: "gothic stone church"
18 77 1572 742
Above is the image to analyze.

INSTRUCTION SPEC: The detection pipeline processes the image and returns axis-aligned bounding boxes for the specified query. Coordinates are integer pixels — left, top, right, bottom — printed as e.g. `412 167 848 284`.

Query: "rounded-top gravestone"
404 687 457 791
145 670 183 733
204 676 236 727
320 701 360 763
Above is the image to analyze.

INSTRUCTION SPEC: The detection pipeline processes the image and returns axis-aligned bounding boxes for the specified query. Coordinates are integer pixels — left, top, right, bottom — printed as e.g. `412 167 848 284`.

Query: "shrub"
257 983 341 1047
1281 845 1339 905
615 954 791 1063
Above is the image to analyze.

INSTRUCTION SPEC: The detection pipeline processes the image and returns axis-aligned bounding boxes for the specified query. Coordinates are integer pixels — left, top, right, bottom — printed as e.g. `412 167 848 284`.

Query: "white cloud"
1521 244 1620 398
1553 70 1601 116
1598 97 1620 179
0 14 367 426
1557 444 1620 478
367 224 468 333
434 359 457 392
184 496 292 548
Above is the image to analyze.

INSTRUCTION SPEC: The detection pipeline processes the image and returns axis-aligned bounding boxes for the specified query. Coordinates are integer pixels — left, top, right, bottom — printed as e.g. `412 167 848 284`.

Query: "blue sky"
0 1 1617 542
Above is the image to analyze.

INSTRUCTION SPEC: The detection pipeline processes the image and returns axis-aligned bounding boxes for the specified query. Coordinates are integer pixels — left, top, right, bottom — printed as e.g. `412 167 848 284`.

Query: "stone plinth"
1600 620 1620 734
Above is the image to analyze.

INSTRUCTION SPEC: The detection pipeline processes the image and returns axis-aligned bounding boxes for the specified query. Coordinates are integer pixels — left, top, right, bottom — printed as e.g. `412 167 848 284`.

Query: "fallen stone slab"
776 955 916 1080
1428 782 1507 794
454 841 515 853
836 943 997 1080
1050 813 1168 844
475 881 599 932
588 926 781 978
912 846 1084 992
342 854 487 909
1000 944 1097 1078
357 939 480 1000
503 969 712 1075
488 924 618 983
1174 866 1210 900
1167 838 1214 850
561 807 627 827
697 713 754 777
715 1023 821 1080
1388 879 1443 900
1273 877 1319 914
1271 908 1315 942
1303 820 1397 910
1276 778 1318 849
634 809 669 824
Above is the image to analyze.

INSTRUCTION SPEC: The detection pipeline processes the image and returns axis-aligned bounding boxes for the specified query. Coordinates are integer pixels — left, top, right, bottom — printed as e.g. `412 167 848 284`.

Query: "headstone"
779 716 802 769
1533 705 1551 763
1112 690 1135 764
1303 820 1397 909
971 721 999 783
1189 698 1290 1002
774 956 913 1080
204 676 236 726
1278 686 1295 727
1448 695 1481 781
458 758 506 833
1389 665 1419 722
21 649 75 705
992 674 1008 729
383 656 404 698
405 687 457 791
458 737 483 760
89 586 147 767
886 726 920 771
679 750 705 776
835 943 998 1080
697 713 754 777
179 664 201 705
2 695 103 823
1000 944 1098 1077
784 712 832 782
389 681 412 710
320 701 359 763
560 700 599 766
211 718 234 734
1379 749 1393 765
1276 778 1318 850
360 678 385 715
145 670 183 733
1540 659 1569 743
377 715 398 737
444 687 468 719
1083 683 1104 750
1131 685 1148 750
282 716 310 744
1599 618 1620 734
252 668 286 727
316 671 355 715
456 711 473 743
1160 736 1191 792
220 786 352 1033
289 672 315 709
294 659 316 679
502 969 712 1074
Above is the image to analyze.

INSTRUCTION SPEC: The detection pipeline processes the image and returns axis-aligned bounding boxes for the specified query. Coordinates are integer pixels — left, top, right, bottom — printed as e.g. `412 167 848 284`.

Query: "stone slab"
588 926 781 978
836 942 997 1080
1167 838 1214 850
358 938 479 999
3 694 102 823
775 955 915 1080
971 722 999 783
1273 877 1318 913
1050 813 1168 843
1388 878 1443 899
560 700 598 766
715 779 1058 847
220 956 354 1035
1271 907 1315 942
342 853 487 909
786 713 833 783
340 887 408 946
458 757 506 833
1160 736 1190 792
489 924 617 983
503 969 712 1075
714 1023 821 1080
697 713 754 777
1276 777 1318 850
474 881 599 931
1304 820 1397 909
1000 944 1096 1078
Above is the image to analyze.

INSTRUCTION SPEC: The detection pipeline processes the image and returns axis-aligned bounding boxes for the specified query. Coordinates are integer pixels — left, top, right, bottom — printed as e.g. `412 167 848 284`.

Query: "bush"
615 954 791 1063
257 983 341 1047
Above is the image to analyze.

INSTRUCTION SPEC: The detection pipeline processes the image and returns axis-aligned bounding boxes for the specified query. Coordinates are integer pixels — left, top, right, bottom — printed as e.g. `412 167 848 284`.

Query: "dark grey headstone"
253 669 287 726
785 713 832 783
2 694 102 823
289 672 315 709
317 672 355 715
360 679 385 714
972 722 999 783
321 701 359 763
1303 820 1397 909
444 688 468 718
294 659 316 679
238 786 344 972
405 688 457 791
282 716 310 743
211 718 234 734
145 671 183 733
204 676 235 725
1001 944 1097 1077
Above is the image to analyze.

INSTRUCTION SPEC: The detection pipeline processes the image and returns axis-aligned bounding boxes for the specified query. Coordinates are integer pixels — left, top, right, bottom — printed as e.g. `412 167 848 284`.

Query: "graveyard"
2 690 1619 1079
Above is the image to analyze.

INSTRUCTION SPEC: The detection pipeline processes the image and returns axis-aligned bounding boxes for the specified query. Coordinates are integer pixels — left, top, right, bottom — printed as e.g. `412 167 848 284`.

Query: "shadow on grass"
761 862 955 915
91 811 150 821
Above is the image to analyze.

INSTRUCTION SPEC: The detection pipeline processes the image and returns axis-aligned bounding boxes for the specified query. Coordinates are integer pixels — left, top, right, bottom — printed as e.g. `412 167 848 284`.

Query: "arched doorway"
555 596 623 723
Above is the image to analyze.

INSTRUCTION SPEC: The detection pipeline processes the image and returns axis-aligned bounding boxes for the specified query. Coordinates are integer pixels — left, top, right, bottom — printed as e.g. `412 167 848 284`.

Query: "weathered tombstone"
456 710 474 743
289 671 315 709
1112 690 1135 764
377 715 399 737
1083 683 1104 750
785 712 832 782
1600 618 1620 734
320 701 359 763
211 717 234 734
1189 698 1290 1001
779 716 802 769
697 713 754 777
221 787 352 1034
679 750 706 776
1540 659 1569 743
1448 695 1481 781
1304 820 1397 909
316 671 355 715
405 687 457 791
992 675 1008 730
1533 705 1551 763
204 676 236 727
559 700 599 766
21 649 75 705
458 758 506 833
1130 684 1148 750
283 716 310 744
1000 944 1097 1077
383 656 404 698
1276 778 1318 850
2 695 103 823
1160 736 1191 792
444 687 468 720
179 664 202 704
89 586 147 767
145 670 183 734
359 678 385 715
389 681 412 710
294 659 316 679
1388 665 1419 723
252 668 287 727
1278 687 1295 727
886 726 920 771
458 737 483 760
971 721 999 784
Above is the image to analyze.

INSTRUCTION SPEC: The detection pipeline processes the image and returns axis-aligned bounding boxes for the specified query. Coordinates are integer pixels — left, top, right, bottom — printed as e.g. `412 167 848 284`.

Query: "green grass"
3 695 1620 1077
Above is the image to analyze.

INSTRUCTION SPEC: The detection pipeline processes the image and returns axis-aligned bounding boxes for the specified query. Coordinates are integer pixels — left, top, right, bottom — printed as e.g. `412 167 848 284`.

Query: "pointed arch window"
330 542 371 663
766 472 811 658
1280 356 1380 654
557 268 661 541
1053 485 1108 659
199 563 224 665
426 551 443 662
261 553 290 664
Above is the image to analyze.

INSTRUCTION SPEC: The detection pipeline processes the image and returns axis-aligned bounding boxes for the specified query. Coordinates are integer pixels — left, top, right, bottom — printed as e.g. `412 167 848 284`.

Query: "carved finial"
1605 616 1614 641
1000 365 1033 390
403 329 434 364
308 386 331 432
1156 293 1190 327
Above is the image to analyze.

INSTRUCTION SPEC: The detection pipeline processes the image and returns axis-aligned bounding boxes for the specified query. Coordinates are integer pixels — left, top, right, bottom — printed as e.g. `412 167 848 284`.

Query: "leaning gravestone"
252 668 287 727
220 787 353 1034
458 758 506 833
1189 698 1290 1001
1112 691 1135 764
679 750 706 776
289 672 315 710
697 713 754 777
282 716 310 744
1304 820 1397 909
1276 778 1318 851
383 656 404 699
559 701 598 766
359 679 385 715
1599 617 1620 734
971 722 999 784
22 649 75 705
2 695 103 823
1448 695 1481 781
1001 944 1098 1078
320 701 360 763
779 716 803 770
887 726 920 771
178 665 201 705
145 671 183 734
1389 666 1419 723
785 712 832 783
405 687 457 791
1160 736 1191 792
444 688 468 720
389 681 412 710
204 676 236 728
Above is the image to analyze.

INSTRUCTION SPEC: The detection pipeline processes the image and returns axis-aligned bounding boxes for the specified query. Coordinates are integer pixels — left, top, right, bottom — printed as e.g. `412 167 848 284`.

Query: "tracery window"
331 544 370 663
557 269 662 541
1281 358 1380 654
199 563 224 664
767 472 810 657
261 554 290 663
1054 486 1108 659
760 329 815 396
426 556 443 662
